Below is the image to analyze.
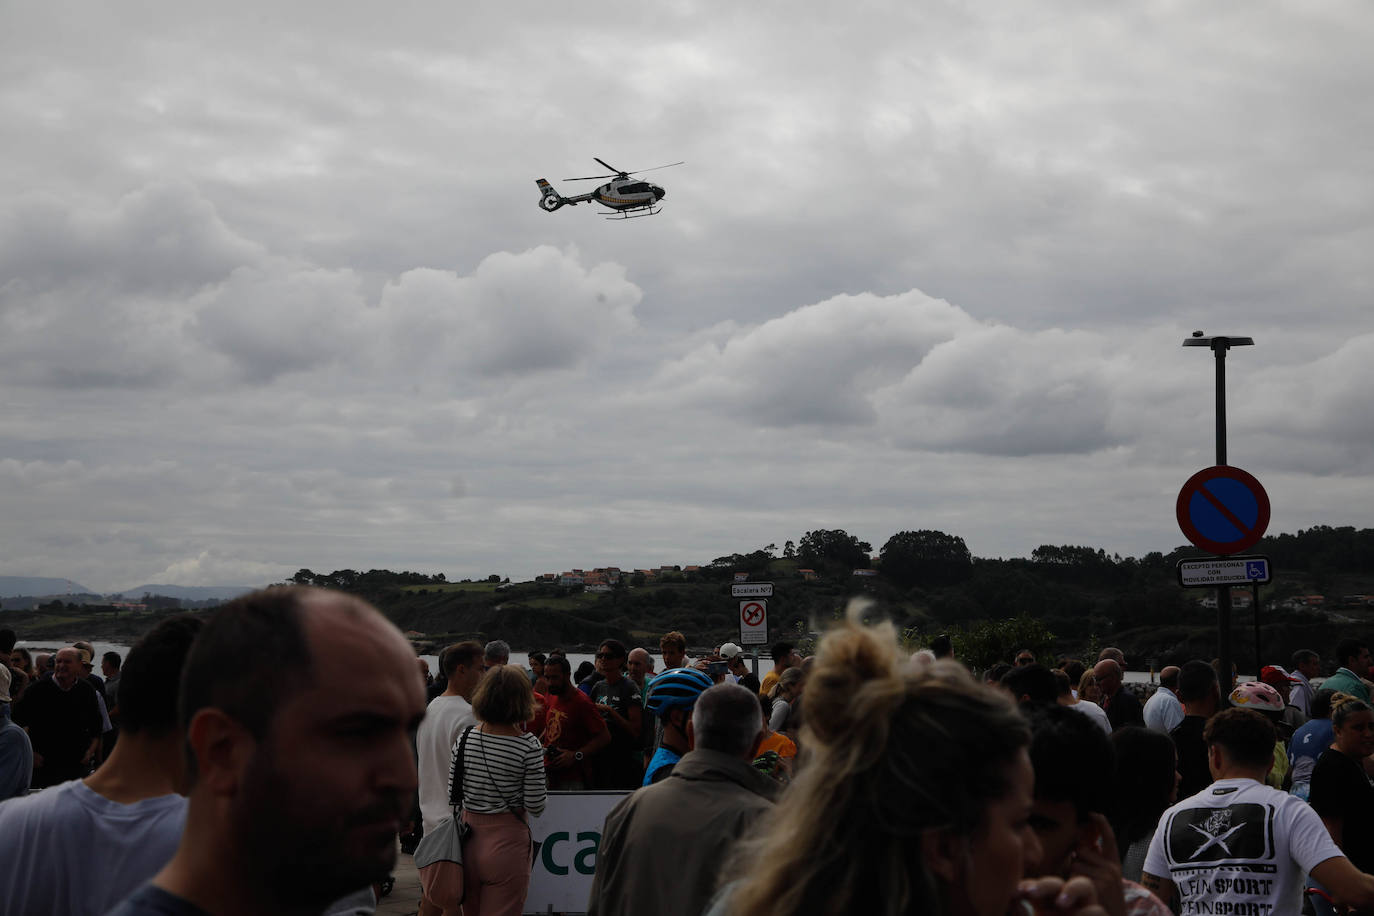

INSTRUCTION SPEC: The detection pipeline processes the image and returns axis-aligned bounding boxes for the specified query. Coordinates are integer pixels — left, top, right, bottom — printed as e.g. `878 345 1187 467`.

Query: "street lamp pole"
1183 332 1254 687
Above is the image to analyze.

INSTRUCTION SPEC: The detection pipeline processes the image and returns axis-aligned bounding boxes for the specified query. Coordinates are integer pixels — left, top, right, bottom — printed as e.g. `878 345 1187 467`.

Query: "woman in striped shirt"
453 665 547 916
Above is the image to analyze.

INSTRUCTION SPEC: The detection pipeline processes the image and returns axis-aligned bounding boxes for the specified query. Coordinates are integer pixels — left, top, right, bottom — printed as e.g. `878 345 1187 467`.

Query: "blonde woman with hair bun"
709 603 1108 916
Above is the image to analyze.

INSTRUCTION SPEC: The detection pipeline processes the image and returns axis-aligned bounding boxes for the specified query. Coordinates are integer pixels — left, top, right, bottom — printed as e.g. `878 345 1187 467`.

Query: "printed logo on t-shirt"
1166 804 1271 865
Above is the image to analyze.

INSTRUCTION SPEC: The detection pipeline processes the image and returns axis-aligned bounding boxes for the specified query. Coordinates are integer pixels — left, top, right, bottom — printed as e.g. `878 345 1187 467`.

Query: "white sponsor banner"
525 790 629 914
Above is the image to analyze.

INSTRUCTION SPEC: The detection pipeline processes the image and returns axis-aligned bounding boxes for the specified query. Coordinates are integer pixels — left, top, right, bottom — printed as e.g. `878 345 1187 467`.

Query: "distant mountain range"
0 576 93 598
0 576 255 604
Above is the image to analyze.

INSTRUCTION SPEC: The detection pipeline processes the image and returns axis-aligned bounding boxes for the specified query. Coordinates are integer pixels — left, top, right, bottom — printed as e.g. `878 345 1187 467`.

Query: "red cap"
1260 665 1299 686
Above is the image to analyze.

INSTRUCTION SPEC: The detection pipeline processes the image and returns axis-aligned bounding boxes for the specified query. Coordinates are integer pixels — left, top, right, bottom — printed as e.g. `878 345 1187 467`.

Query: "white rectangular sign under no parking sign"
1177 556 1271 587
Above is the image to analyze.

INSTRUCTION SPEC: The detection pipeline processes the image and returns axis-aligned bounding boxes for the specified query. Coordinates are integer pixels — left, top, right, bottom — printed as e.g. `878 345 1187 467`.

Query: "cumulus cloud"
653 290 981 425
190 263 367 381
0 182 643 392
649 289 1130 456
874 326 1124 456
0 183 260 298
374 246 640 379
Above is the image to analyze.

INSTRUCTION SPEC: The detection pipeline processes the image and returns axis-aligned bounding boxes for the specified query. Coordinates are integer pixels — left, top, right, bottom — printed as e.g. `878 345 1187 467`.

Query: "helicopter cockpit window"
619 182 651 194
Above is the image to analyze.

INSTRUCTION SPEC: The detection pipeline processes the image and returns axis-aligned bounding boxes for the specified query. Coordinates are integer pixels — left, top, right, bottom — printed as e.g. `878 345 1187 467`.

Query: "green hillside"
8 525 1373 673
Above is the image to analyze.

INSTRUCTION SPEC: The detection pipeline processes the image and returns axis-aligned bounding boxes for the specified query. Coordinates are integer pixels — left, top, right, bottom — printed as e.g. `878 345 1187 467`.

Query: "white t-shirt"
0 779 186 916
1142 686 1185 734
1143 777 1343 915
416 694 475 833
1066 698 1112 735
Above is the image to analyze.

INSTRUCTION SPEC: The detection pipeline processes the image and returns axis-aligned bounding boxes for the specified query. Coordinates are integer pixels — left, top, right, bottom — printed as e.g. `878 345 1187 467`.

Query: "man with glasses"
590 640 643 789
1015 649 1036 667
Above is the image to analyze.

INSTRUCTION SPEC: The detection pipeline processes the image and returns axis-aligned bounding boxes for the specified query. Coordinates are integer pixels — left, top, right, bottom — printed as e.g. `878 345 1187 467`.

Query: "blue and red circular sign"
1176 465 1271 555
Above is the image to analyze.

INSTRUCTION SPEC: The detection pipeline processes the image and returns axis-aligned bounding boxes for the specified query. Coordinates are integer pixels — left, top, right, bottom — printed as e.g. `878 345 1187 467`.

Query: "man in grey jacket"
587 683 778 916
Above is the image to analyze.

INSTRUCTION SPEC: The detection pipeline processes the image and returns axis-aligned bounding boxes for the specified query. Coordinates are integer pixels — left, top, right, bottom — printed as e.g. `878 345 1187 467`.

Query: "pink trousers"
461 810 533 916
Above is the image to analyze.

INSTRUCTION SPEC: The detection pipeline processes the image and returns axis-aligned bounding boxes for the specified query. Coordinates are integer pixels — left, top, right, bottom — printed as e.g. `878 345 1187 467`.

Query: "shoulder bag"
414 724 474 907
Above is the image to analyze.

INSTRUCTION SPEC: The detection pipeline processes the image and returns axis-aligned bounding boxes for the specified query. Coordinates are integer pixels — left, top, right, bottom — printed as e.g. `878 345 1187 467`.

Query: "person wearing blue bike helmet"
642 667 714 785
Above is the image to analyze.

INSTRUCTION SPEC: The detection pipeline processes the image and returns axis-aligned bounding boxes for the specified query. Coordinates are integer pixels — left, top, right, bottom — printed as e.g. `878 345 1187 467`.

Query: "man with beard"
108 586 427 915
539 655 610 790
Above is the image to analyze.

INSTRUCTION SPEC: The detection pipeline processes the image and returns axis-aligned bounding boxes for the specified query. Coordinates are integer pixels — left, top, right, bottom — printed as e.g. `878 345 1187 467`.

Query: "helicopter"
535 158 684 219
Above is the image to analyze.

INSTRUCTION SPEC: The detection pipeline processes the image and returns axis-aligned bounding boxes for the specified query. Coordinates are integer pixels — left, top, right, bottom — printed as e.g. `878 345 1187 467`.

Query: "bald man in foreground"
109 586 427 915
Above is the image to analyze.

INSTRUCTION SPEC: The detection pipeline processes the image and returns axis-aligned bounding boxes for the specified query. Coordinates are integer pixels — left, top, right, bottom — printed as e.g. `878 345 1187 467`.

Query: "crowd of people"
973 638 1374 915
6 598 1374 914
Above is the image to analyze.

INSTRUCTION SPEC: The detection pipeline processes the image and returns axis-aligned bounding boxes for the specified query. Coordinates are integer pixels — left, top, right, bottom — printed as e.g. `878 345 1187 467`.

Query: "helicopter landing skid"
606 207 660 220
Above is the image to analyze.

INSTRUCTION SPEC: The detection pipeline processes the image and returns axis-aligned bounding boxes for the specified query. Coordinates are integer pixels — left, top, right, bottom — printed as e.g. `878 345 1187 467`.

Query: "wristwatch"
574 751 584 761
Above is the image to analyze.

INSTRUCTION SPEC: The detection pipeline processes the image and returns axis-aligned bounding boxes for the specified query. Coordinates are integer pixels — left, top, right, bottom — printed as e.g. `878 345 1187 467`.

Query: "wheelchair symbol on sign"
1246 561 1266 580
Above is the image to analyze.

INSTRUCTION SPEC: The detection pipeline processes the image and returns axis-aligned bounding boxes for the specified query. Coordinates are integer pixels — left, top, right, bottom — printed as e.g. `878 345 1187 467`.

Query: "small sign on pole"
739 599 768 645
732 582 774 598
1177 555 1272 588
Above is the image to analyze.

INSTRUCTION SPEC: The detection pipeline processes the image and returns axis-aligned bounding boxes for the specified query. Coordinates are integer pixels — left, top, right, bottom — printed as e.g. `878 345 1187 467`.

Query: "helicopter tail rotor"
535 178 566 212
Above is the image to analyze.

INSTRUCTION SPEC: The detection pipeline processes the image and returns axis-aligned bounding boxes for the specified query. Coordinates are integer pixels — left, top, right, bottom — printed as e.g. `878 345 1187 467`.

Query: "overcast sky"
3 2 1372 592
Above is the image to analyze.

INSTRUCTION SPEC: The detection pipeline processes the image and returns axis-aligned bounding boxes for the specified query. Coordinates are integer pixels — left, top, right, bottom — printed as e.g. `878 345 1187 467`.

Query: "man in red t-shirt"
539 656 610 789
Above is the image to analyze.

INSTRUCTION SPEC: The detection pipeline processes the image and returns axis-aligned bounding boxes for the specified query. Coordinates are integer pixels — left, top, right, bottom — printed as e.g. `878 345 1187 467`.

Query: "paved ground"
375 848 423 916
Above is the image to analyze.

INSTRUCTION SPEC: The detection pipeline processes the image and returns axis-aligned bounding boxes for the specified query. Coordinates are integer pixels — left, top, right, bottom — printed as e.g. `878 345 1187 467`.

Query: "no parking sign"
1176 465 1271 555
739 599 768 645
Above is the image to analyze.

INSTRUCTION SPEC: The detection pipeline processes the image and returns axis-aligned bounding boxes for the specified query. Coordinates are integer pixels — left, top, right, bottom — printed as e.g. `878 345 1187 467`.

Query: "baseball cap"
1259 665 1299 687
719 642 744 660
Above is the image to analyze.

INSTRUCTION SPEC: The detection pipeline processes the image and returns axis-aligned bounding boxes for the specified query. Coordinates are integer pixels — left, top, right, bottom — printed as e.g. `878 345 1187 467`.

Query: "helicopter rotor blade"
625 161 685 174
562 160 685 181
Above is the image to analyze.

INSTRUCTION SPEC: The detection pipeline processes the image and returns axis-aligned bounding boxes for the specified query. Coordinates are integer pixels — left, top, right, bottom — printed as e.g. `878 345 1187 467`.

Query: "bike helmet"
645 667 714 717
1229 681 1285 713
